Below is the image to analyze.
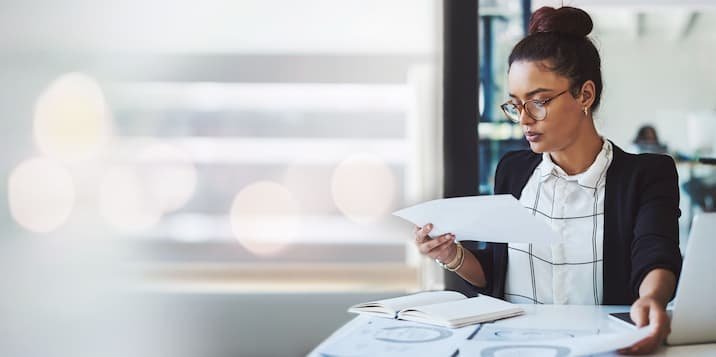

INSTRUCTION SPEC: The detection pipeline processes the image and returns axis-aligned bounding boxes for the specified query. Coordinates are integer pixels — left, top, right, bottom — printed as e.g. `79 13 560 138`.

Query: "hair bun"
528 6 593 37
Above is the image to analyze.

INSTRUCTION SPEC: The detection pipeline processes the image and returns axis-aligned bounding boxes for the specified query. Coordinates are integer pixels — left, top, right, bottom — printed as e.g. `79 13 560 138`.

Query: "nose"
518 107 536 125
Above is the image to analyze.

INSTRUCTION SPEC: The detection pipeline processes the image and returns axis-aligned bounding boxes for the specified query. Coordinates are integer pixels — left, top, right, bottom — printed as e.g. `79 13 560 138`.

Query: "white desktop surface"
310 304 716 356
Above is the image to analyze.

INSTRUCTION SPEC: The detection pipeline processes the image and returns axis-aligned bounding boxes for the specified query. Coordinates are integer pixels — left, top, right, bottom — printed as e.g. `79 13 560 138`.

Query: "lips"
525 131 542 142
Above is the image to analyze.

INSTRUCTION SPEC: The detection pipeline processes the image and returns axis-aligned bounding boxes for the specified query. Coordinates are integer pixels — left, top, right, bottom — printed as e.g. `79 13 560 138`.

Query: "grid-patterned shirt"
504 139 613 305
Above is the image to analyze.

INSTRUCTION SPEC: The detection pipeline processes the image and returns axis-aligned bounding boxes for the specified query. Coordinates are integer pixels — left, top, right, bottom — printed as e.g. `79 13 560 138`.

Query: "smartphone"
609 312 637 329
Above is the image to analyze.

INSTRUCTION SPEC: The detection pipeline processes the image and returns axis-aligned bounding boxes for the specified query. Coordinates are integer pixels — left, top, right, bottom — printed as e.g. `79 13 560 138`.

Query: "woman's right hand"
413 223 458 264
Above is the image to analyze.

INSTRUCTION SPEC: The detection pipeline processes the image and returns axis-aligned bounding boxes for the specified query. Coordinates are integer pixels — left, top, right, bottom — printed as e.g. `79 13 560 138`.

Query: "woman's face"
507 60 589 154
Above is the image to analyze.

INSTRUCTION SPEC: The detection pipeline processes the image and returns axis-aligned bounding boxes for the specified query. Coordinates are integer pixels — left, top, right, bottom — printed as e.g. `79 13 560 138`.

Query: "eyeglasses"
500 89 569 123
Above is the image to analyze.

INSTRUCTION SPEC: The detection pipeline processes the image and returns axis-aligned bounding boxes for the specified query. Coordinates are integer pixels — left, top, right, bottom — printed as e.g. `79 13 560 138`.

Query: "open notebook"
348 291 524 328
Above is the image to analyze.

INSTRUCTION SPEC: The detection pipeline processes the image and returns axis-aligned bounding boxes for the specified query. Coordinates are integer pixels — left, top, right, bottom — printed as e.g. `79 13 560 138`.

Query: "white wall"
0 0 437 54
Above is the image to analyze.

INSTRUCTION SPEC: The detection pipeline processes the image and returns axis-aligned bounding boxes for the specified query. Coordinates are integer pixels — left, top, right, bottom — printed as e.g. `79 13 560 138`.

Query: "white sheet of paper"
393 194 560 244
311 315 478 357
473 325 598 341
458 325 652 357
565 326 652 356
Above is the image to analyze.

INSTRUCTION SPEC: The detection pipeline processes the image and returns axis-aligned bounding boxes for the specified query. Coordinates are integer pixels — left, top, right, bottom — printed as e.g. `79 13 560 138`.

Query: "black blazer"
450 142 682 305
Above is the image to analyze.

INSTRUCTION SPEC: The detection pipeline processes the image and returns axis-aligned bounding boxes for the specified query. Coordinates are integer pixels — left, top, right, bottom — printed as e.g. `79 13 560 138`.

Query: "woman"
414 6 681 355
634 125 660 146
632 125 668 154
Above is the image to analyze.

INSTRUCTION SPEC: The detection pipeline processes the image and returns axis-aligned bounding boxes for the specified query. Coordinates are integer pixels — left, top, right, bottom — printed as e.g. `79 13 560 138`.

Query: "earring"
583 107 589 116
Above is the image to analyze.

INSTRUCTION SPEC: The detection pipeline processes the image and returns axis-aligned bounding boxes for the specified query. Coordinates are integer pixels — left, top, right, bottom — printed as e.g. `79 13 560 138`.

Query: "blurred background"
479 0 716 245
1 0 715 356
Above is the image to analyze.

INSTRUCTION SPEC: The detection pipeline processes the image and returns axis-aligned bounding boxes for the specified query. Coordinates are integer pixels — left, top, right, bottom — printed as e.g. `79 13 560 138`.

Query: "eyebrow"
508 87 554 99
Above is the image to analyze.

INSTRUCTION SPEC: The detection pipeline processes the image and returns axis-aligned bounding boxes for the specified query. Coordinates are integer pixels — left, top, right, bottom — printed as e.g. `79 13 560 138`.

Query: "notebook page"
400 295 522 322
367 291 466 313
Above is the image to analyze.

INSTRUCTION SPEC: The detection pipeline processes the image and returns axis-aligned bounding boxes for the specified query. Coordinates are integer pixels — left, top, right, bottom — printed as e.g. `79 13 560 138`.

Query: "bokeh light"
34 72 112 162
230 181 301 256
98 166 162 232
330 154 397 224
8 157 76 233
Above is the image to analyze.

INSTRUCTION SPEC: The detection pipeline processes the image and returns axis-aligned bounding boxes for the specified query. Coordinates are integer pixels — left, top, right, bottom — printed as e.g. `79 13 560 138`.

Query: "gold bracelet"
445 242 462 266
447 243 465 272
435 242 462 270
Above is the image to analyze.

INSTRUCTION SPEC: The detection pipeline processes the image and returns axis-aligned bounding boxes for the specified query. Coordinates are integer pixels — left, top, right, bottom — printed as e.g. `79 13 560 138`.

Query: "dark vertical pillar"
443 0 478 200
481 16 493 122
522 0 532 35
442 0 480 295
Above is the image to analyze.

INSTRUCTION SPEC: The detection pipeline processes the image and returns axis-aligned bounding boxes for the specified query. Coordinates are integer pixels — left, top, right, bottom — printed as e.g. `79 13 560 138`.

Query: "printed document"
393 194 560 244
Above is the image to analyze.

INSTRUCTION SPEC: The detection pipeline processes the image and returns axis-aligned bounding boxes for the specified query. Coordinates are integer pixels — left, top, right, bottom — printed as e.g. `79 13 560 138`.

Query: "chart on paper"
459 324 651 357
314 316 477 357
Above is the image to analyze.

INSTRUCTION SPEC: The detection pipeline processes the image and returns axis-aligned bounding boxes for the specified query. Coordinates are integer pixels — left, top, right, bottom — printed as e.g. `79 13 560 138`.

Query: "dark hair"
634 125 659 144
508 6 603 111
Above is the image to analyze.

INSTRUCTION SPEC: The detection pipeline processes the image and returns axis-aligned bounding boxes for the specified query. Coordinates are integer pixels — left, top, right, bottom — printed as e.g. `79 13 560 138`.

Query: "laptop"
609 213 716 345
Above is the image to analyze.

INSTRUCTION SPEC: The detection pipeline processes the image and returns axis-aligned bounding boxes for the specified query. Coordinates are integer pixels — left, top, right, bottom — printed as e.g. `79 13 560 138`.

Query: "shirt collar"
538 139 613 188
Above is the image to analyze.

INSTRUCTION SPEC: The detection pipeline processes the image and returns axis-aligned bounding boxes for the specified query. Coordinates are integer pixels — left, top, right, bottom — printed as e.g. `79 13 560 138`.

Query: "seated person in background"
632 125 668 154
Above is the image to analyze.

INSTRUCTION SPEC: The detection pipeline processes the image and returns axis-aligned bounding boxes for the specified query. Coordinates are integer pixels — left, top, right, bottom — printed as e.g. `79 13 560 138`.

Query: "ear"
578 80 596 111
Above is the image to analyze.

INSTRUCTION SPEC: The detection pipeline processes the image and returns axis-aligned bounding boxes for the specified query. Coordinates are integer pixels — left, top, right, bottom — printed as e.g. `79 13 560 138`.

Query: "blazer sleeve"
630 155 683 299
468 151 519 297
458 150 534 298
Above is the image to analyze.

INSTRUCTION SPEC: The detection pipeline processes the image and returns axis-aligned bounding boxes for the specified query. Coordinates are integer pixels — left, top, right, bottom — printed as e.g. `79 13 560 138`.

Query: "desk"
310 304 716 356
698 158 716 165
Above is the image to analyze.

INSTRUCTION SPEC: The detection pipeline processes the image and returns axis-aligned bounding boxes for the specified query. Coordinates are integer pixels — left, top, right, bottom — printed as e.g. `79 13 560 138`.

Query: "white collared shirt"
504 139 613 305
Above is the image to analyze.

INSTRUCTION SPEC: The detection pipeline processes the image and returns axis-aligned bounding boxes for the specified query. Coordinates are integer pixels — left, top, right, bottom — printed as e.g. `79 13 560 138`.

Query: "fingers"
621 299 670 355
630 303 650 327
430 239 456 261
413 223 458 260
414 223 433 242
649 305 671 337
620 330 663 355
619 334 658 355
417 234 454 255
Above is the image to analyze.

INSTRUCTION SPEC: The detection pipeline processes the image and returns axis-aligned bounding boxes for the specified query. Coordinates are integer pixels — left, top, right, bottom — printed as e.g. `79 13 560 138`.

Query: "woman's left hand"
618 295 671 355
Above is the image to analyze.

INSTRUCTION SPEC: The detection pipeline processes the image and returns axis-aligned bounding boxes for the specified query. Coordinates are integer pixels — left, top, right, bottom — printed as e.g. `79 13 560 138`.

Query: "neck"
549 122 603 175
